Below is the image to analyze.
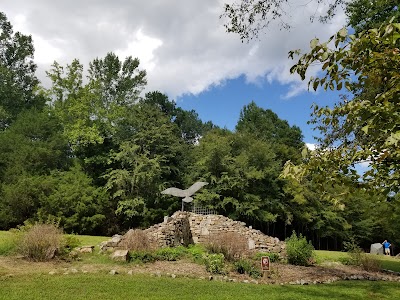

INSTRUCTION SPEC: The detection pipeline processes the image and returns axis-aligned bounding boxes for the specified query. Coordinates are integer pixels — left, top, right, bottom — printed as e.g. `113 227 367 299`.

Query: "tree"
221 0 346 41
142 91 216 144
0 109 71 229
236 101 304 164
46 53 147 149
288 22 400 193
189 128 284 228
104 103 186 229
346 0 400 34
0 12 44 129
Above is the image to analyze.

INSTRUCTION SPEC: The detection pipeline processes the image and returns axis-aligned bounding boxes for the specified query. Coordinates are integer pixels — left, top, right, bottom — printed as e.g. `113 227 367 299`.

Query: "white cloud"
2 0 346 99
306 143 317 151
115 29 163 72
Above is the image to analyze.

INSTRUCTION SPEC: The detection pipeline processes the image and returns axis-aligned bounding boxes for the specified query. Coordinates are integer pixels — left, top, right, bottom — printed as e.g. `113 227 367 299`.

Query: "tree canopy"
0 10 399 250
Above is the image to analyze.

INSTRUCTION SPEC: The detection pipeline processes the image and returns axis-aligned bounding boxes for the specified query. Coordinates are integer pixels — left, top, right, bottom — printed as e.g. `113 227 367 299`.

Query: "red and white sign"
261 256 270 271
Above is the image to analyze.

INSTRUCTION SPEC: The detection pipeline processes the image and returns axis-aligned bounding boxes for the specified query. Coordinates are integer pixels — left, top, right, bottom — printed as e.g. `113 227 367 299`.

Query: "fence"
191 204 217 215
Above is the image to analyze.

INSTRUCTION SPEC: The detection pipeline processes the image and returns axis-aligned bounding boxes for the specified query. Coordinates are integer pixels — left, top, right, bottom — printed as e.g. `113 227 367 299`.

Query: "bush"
18 223 63 261
155 246 186 261
233 259 262 278
342 240 381 271
360 255 381 272
120 229 153 251
62 235 82 254
206 232 247 261
285 231 314 266
203 253 226 274
253 252 280 263
129 250 156 263
186 244 206 263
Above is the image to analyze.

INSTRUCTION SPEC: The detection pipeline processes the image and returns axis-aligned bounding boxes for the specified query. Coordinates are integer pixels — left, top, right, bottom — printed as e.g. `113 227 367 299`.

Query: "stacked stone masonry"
143 211 286 254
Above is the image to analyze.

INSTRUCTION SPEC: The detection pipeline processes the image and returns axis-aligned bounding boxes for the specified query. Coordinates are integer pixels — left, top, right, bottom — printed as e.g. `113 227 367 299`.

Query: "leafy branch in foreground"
287 21 400 194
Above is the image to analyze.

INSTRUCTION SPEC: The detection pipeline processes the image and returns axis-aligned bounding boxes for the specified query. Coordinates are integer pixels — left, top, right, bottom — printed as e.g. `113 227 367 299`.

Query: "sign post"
261 256 270 276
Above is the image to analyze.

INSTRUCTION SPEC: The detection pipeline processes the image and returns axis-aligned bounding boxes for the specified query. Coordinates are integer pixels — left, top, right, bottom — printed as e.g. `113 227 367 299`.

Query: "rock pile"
142 211 285 254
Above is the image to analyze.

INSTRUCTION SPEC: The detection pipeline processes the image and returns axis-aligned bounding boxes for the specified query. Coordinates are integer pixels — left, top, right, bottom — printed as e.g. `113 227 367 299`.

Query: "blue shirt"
383 241 390 249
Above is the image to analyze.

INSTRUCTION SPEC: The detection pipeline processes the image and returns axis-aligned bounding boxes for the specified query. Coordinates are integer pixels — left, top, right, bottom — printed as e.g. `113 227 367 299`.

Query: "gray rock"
76 246 94 253
110 249 129 261
109 269 118 275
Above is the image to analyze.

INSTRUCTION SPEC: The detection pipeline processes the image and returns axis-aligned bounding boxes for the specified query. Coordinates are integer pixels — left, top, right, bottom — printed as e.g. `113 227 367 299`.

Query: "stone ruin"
102 211 286 257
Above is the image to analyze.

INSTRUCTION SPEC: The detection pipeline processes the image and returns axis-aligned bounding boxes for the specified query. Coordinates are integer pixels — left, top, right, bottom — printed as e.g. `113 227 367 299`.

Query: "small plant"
360 255 381 272
233 259 262 279
206 232 247 261
18 223 63 261
253 252 280 263
186 244 206 263
203 253 226 274
155 246 185 261
61 235 82 254
285 231 315 266
119 229 153 251
341 239 363 266
342 239 381 271
233 259 253 274
129 250 156 263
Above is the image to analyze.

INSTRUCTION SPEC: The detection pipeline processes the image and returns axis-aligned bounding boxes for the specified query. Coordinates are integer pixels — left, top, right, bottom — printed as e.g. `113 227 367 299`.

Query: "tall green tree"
142 91 215 144
189 128 284 229
221 0 346 41
236 101 304 164
0 12 44 129
105 103 186 229
346 0 400 34
0 109 70 228
288 22 400 194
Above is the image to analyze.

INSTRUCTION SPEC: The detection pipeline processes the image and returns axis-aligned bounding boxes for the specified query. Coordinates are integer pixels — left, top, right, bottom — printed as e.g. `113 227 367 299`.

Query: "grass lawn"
315 250 348 263
0 230 109 255
0 273 399 300
0 231 19 255
315 250 400 273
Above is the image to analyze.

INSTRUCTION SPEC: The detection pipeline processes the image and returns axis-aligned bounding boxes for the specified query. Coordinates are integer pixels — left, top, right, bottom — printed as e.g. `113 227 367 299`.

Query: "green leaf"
361 125 369 134
310 38 319 49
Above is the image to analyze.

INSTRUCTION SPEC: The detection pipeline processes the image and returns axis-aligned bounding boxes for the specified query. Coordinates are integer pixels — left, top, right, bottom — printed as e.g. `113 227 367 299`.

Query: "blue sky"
2 0 347 148
177 75 340 146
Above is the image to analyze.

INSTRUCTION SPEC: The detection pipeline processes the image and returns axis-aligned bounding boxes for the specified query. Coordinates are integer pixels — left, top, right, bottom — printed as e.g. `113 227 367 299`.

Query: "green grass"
378 255 400 272
316 250 400 272
70 234 109 247
0 231 19 255
315 250 349 263
0 274 399 300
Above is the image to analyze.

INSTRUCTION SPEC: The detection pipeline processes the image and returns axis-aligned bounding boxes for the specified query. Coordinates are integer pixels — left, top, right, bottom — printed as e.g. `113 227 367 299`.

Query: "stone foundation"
143 211 285 254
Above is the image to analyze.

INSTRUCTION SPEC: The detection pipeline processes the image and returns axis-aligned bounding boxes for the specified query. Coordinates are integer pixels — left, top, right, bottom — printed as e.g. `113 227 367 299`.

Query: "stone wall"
143 211 285 254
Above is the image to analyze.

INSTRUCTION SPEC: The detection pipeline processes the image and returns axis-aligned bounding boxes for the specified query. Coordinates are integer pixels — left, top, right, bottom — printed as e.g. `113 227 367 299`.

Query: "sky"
2 0 347 147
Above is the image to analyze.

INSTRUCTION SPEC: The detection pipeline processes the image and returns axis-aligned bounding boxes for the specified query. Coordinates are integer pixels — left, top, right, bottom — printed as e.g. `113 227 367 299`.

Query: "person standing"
382 240 391 256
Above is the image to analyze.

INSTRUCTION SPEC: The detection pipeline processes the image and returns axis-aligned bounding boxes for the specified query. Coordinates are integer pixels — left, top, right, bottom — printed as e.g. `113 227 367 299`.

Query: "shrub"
129 250 156 263
285 231 314 266
186 244 206 263
18 223 63 261
253 252 280 263
342 240 381 271
341 239 363 266
62 235 82 253
120 229 153 251
203 253 225 274
205 232 247 261
155 246 186 261
360 255 381 272
233 259 262 278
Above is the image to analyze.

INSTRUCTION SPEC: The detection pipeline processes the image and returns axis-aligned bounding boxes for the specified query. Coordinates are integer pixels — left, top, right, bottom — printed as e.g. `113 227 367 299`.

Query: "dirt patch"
0 256 398 284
